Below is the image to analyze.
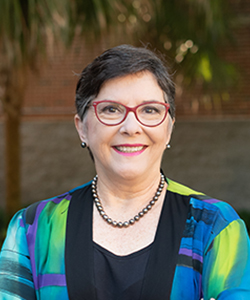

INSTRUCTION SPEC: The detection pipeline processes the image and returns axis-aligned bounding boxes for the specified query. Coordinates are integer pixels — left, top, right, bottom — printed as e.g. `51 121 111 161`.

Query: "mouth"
112 144 147 156
115 146 144 153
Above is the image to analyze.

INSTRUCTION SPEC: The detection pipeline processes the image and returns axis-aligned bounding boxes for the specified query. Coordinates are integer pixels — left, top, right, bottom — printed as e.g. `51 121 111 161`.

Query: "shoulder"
1 182 92 251
166 178 241 245
21 181 92 227
167 178 239 221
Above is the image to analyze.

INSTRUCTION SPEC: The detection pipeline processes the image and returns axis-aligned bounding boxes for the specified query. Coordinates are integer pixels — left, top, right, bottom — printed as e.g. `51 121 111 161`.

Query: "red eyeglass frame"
92 100 170 127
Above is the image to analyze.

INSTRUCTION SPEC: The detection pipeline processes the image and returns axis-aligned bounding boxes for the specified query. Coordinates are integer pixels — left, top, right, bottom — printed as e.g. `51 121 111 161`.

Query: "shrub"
0 209 9 248
237 210 250 235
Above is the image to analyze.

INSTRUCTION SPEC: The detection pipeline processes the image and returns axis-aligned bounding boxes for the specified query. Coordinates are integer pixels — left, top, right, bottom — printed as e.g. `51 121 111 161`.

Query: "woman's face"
75 71 174 180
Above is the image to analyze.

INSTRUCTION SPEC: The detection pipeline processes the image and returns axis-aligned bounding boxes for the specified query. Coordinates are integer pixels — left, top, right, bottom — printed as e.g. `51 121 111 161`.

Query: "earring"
81 142 87 148
166 144 171 149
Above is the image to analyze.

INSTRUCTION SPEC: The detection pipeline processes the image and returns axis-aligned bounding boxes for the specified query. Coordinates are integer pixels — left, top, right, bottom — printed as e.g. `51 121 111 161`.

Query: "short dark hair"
75 44 175 120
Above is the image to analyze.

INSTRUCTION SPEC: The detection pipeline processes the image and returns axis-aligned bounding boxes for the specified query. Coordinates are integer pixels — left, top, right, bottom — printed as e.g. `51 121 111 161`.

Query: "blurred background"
0 0 250 241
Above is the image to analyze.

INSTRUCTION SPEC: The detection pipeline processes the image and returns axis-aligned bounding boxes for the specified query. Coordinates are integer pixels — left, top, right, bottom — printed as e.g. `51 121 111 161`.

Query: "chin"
111 165 148 181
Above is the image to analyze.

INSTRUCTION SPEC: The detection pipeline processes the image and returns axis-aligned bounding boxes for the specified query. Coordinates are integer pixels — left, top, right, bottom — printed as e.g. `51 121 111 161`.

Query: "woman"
0 45 250 300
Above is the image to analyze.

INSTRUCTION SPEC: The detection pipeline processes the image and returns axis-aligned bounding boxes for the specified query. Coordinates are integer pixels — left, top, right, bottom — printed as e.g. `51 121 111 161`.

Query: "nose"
119 111 143 135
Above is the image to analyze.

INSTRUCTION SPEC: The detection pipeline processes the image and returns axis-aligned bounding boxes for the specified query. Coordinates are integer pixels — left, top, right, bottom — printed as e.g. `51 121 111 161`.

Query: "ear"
171 117 175 131
165 116 175 148
74 114 89 145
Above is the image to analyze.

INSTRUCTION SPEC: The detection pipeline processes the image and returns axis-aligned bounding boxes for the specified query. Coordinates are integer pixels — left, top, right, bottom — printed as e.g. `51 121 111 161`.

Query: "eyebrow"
99 99 164 104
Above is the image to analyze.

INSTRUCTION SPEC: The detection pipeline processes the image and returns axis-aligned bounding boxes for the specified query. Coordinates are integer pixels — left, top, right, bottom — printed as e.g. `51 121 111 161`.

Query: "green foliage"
0 0 125 69
0 0 71 68
69 0 116 36
237 210 250 235
122 0 239 95
0 0 240 96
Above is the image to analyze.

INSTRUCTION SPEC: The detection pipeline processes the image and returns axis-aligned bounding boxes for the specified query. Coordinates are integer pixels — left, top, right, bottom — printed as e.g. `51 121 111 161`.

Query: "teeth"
116 146 144 153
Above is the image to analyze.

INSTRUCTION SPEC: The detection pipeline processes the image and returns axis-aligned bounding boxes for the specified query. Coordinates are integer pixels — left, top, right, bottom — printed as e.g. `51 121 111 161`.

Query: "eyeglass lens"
96 101 167 126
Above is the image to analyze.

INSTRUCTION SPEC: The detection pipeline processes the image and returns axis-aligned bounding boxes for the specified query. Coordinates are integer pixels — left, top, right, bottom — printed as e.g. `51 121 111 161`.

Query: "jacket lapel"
140 191 190 300
65 185 97 300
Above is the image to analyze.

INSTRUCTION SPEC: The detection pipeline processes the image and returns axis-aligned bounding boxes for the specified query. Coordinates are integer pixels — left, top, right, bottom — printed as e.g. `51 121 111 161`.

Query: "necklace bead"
92 173 165 228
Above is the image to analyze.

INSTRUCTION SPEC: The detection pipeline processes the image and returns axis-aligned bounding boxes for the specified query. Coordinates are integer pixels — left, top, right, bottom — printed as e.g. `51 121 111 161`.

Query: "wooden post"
2 67 26 217
4 108 21 216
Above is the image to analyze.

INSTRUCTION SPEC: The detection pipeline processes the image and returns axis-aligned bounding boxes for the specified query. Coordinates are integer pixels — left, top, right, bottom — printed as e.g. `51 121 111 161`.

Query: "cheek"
85 121 113 149
160 122 173 142
83 116 101 144
147 129 167 148
152 123 173 149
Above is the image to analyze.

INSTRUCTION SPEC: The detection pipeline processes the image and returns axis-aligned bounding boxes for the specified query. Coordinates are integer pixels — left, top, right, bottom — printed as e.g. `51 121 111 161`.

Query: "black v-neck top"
65 184 190 300
93 242 152 300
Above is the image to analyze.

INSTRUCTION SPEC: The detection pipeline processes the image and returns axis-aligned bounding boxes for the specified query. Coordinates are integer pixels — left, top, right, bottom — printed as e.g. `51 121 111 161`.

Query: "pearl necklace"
91 173 165 228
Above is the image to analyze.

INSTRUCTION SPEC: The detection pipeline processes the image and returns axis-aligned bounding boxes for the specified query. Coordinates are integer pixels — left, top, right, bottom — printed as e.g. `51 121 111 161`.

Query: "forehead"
95 71 165 103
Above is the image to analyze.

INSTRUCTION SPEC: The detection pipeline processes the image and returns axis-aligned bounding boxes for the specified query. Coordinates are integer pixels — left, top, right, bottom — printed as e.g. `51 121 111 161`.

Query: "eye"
98 102 124 114
104 105 118 113
142 105 160 114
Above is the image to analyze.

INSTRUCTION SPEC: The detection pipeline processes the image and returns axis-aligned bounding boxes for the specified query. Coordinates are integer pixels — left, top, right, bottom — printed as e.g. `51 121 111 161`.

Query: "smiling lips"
113 144 147 156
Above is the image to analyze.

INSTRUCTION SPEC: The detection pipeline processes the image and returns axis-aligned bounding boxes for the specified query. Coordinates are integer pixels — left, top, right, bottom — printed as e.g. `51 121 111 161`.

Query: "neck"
94 170 165 213
92 172 165 228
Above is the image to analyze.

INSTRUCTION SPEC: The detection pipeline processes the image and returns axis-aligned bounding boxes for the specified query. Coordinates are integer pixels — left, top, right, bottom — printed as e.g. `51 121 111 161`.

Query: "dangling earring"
166 144 171 149
81 142 87 148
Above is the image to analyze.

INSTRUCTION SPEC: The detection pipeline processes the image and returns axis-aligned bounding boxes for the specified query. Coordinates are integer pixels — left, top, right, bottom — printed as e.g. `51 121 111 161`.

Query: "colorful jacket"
0 179 250 300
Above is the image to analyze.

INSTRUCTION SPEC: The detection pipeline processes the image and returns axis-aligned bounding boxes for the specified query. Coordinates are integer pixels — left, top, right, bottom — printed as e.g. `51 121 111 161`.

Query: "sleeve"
0 210 37 300
202 218 250 300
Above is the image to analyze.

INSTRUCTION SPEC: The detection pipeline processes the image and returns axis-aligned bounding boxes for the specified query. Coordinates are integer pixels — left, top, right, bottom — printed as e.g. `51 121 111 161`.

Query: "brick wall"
22 39 105 119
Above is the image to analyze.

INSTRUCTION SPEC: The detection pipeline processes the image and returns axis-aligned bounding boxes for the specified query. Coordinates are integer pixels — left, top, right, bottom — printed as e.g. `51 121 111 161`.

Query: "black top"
93 242 152 300
65 184 190 300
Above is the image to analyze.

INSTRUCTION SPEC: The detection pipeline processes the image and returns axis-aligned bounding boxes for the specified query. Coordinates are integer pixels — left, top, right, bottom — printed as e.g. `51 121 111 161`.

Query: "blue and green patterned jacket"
0 179 250 299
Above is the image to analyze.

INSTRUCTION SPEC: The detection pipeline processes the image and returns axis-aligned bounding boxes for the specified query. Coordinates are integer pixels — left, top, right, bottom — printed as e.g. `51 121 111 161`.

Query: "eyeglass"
92 100 170 127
